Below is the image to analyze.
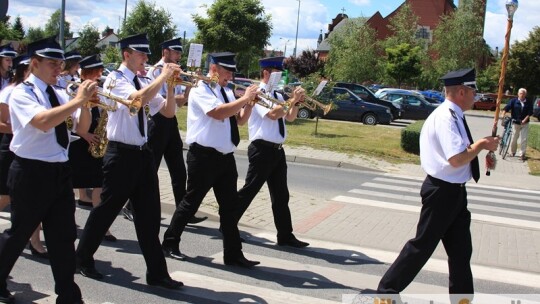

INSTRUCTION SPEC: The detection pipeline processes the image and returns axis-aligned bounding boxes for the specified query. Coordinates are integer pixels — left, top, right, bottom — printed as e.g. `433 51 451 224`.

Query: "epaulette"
22 81 34 88
449 108 458 121
137 75 151 81
112 69 124 76
52 84 64 89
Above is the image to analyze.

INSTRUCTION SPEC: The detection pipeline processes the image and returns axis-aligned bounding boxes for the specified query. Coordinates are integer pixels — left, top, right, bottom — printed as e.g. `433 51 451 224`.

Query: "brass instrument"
66 80 141 116
151 66 219 88
89 110 108 158
283 85 333 116
229 82 291 112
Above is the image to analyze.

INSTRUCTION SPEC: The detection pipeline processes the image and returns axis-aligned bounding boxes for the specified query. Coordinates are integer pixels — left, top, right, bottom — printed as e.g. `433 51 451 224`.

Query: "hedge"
401 120 425 155
530 123 540 151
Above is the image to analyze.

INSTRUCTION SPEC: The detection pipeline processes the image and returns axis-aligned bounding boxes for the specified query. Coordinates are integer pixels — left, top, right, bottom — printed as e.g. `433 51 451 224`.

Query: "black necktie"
273 91 285 137
46 85 69 149
220 87 240 146
133 76 145 137
462 116 480 183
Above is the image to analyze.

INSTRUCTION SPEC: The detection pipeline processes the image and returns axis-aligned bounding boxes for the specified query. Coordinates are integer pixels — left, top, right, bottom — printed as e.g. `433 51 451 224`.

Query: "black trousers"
76 142 169 279
163 143 242 257
0 157 81 303
237 141 293 241
148 113 186 207
377 175 473 294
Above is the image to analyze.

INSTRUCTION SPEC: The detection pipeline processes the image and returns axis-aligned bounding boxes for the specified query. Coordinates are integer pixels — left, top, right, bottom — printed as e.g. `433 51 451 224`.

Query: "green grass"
176 108 420 165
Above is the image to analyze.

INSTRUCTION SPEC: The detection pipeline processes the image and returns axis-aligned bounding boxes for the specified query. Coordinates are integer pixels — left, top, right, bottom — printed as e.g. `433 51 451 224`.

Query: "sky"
5 0 540 57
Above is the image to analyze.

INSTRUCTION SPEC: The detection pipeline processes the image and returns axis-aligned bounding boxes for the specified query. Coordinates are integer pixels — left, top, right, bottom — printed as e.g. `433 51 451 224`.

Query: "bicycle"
499 116 513 159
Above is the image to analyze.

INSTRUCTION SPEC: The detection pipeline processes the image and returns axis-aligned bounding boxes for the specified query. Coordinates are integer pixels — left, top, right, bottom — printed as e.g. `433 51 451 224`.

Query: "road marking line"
332 195 540 230
170 270 340 304
252 232 540 289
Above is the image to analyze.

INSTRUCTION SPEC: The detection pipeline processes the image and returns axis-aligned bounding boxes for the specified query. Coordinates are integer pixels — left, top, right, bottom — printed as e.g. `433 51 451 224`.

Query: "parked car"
473 96 497 111
335 82 401 120
297 87 393 125
376 89 438 120
228 77 254 97
417 90 444 103
533 97 540 119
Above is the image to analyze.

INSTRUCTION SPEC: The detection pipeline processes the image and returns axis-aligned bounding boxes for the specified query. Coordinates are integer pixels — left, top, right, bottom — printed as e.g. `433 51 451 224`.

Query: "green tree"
286 50 324 79
385 43 422 88
325 18 380 83
431 1 485 75
76 24 100 57
193 0 272 74
102 45 122 66
121 0 177 63
44 9 73 39
506 26 540 96
25 26 46 43
0 15 17 40
476 59 500 93
384 4 420 48
11 16 25 40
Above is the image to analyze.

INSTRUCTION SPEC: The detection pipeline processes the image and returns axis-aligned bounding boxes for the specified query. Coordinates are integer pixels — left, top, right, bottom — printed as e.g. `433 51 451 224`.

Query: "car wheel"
297 108 311 119
362 113 377 125
490 106 496 111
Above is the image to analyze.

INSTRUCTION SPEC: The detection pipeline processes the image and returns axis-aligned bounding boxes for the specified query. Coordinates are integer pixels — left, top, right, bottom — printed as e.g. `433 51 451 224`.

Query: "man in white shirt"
377 68 499 300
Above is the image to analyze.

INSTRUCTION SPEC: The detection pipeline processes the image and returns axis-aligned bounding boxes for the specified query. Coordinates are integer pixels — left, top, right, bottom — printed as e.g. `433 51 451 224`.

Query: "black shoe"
223 254 260 268
188 215 208 225
76 199 93 208
277 236 309 248
122 207 133 221
103 234 117 242
146 275 183 289
162 245 186 261
78 266 104 280
28 243 49 259
0 288 14 304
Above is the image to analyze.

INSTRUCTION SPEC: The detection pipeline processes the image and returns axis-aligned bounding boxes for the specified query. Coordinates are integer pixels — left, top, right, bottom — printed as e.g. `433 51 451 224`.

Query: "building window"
415 27 430 40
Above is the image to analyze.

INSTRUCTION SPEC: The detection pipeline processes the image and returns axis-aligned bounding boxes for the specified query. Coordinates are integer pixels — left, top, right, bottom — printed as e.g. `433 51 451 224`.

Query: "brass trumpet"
229 82 291 112
66 80 142 116
151 66 219 88
283 85 333 116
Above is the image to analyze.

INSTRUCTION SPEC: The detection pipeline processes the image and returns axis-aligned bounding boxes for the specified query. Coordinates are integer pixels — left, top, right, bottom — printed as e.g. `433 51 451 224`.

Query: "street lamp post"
487 0 518 176
293 0 300 57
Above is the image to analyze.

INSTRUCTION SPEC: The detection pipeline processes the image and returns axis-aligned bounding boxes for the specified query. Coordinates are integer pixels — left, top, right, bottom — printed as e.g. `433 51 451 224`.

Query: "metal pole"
60 0 65 49
293 0 300 57
124 0 128 24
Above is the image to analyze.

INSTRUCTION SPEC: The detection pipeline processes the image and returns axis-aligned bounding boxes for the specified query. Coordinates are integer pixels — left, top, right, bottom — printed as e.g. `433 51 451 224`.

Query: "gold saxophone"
88 110 108 158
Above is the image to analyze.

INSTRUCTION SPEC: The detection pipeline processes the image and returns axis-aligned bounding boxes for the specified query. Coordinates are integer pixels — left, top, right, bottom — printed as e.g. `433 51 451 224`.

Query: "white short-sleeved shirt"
102 64 165 145
248 82 287 144
0 85 14 124
9 74 74 162
420 99 472 183
185 81 236 154
147 59 184 99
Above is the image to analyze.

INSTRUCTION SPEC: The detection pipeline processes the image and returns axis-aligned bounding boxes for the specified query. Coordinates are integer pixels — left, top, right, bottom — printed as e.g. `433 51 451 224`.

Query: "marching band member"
68 54 116 241
0 55 49 259
146 38 207 225
236 57 309 248
161 52 260 267
75 33 183 289
57 51 82 89
0 36 96 304
0 44 16 92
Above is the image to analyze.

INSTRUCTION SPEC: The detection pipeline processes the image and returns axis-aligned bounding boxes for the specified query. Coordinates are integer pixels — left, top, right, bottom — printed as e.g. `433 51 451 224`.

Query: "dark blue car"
297 87 393 125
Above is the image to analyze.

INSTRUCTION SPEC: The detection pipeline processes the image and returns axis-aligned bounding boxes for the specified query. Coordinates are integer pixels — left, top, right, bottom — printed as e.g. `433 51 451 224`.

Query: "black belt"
108 141 149 151
253 139 283 150
190 142 233 156
427 175 465 188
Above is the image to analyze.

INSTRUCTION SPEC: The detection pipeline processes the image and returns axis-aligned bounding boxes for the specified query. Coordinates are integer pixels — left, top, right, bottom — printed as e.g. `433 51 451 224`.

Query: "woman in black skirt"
68 54 116 241
0 55 49 258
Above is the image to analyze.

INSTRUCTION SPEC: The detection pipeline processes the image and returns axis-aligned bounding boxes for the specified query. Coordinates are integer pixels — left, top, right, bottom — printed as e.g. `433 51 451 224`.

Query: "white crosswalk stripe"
332 175 540 230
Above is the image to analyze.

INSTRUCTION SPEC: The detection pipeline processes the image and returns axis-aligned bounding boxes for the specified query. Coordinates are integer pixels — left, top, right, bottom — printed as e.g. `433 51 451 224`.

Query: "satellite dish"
0 0 8 20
